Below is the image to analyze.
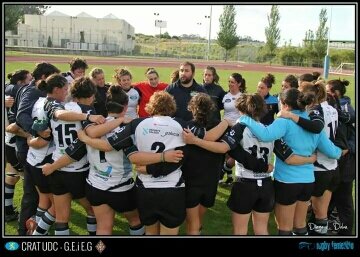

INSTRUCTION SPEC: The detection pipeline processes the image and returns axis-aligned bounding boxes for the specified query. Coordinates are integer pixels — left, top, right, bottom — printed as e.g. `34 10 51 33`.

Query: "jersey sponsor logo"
94 165 112 180
111 134 118 141
143 128 161 135
112 126 126 138
153 123 169 127
161 131 180 137
224 99 231 103
150 129 160 134
190 91 199 97
130 95 138 100
142 128 149 135
117 126 126 133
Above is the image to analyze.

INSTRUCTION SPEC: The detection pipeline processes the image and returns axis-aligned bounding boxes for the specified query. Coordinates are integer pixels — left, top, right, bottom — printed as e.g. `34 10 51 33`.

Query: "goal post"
330 62 355 76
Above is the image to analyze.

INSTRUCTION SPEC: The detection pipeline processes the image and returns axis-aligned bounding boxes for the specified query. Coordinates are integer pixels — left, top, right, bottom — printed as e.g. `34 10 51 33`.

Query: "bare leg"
232 211 251 235
92 204 115 235
252 211 270 235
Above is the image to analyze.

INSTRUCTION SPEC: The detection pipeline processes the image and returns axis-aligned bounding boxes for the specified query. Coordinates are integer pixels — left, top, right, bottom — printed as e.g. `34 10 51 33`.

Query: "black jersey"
165 79 207 121
93 84 110 117
260 94 279 125
202 83 226 128
181 120 224 187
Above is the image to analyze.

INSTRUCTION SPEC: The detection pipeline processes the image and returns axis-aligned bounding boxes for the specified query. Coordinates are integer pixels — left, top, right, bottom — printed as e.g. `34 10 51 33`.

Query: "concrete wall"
5 14 135 53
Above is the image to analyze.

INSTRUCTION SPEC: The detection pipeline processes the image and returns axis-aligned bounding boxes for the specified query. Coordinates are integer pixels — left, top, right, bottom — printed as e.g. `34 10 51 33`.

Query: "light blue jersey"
239 110 342 183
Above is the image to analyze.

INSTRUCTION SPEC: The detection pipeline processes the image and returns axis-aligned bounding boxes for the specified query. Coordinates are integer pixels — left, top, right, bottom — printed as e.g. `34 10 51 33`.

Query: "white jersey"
4 132 16 147
62 72 75 102
50 101 89 172
5 95 15 147
125 88 140 119
222 92 242 125
315 101 338 171
134 116 185 188
235 126 274 179
63 72 75 84
5 108 15 147
86 117 134 192
27 97 55 167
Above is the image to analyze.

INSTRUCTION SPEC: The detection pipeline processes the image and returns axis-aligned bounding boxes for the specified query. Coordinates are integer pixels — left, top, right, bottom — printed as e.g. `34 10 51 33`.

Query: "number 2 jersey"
108 116 189 189
45 99 93 172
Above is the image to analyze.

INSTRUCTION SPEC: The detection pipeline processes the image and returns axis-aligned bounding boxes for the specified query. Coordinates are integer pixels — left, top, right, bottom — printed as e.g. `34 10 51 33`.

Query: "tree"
302 8 329 67
5 5 50 31
313 8 328 62
217 5 239 62
303 29 315 64
264 5 281 60
47 36 53 47
161 32 171 39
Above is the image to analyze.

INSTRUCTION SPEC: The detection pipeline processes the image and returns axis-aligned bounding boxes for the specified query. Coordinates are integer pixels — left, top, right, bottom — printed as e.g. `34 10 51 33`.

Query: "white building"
5 11 135 53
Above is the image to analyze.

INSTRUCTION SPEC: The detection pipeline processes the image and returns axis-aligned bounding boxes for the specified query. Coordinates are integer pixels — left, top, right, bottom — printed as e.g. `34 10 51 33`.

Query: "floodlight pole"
324 6 332 79
206 5 212 61
154 13 159 57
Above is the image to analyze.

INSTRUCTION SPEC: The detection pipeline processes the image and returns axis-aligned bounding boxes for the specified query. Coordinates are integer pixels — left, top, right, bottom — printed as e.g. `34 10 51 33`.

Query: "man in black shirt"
165 61 207 121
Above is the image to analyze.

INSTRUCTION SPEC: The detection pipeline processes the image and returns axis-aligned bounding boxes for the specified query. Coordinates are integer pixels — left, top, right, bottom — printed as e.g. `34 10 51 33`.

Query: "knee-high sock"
55 222 69 236
5 183 15 214
35 207 46 223
33 211 55 235
87 215 97 235
223 162 232 176
129 224 145 235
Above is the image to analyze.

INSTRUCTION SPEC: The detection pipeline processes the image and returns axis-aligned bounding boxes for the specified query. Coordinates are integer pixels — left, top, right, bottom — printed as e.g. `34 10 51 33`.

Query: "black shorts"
136 186 186 228
227 177 274 214
48 170 88 199
274 180 314 205
5 144 23 172
27 163 51 194
312 169 340 197
185 183 218 208
85 183 137 213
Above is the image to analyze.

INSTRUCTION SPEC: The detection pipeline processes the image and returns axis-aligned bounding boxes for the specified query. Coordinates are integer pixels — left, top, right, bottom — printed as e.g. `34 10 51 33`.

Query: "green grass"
4 53 355 235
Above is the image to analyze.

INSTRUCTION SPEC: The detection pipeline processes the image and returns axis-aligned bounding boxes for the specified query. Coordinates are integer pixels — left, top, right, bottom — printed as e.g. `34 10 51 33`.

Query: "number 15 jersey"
46 100 92 172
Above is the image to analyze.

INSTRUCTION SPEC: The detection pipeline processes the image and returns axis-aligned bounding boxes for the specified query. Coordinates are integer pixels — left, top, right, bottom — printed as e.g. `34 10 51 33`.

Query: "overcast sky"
44 4 356 46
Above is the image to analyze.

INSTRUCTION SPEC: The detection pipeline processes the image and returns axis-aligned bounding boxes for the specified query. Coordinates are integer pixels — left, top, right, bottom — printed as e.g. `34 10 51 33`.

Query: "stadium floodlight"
205 5 212 61
324 7 332 79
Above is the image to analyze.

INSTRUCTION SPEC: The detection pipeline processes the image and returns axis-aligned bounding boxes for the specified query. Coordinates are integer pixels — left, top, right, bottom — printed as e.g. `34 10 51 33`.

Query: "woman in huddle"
239 88 342 236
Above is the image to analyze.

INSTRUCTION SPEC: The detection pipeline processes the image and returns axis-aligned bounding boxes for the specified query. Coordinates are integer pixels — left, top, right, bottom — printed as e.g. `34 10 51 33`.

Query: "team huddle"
4 58 355 236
